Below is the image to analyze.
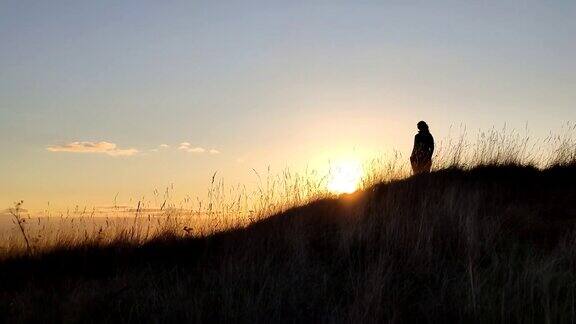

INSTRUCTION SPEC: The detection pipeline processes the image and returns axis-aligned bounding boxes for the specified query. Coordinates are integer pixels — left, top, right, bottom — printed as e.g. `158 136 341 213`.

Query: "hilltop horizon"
1 2 575 322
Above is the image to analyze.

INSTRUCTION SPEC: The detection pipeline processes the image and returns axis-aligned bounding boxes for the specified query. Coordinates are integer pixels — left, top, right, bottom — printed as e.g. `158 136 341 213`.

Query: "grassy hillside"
1 163 575 323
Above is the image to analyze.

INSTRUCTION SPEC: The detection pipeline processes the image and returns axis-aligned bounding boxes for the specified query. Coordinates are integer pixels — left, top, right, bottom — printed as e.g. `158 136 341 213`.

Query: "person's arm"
430 135 435 157
411 135 418 158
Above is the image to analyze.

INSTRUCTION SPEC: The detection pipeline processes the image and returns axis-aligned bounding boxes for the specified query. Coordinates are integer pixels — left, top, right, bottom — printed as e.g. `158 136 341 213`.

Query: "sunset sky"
1 1 575 210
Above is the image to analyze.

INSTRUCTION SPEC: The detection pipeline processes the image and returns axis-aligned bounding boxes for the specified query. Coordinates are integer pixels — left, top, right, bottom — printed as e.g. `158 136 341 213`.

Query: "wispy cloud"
150 144 170 152
178 142 204 153
47 141 138 157
188 147 207 153
178 142 219 154
178 142 190 150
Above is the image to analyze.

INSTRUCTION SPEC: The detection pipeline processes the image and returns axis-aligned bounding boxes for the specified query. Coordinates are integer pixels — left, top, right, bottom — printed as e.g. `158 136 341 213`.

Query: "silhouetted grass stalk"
1 124 574 256
8 200 32 255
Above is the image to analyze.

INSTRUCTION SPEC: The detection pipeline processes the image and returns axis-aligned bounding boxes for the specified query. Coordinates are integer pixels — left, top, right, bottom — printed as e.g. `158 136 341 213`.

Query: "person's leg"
423 160 432 173
411 159 419 175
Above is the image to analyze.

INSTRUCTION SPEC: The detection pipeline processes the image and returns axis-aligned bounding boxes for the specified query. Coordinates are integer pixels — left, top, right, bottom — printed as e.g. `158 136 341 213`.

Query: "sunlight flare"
327 159 363 194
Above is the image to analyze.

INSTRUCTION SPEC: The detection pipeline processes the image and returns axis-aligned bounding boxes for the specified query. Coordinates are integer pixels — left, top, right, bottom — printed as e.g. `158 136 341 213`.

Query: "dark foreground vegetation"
1 164 576 323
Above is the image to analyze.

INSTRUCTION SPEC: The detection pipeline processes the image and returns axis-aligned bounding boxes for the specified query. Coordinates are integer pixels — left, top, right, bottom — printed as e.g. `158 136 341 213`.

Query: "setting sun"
327 159 363 194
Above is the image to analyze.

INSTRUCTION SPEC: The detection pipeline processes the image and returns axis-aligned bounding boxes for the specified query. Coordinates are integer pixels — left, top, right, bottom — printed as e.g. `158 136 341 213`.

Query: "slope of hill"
1 164 575 323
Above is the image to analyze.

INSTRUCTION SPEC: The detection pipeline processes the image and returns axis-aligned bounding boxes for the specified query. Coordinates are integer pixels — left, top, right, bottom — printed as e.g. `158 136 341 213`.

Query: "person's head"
417 121 429 131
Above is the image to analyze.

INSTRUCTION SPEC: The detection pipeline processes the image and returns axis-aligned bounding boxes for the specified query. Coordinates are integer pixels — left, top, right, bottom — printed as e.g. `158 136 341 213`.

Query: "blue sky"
1 1 575 209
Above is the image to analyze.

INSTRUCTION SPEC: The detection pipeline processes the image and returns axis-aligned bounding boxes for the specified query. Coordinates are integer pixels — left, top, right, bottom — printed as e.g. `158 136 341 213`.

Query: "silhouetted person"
410 121 434 174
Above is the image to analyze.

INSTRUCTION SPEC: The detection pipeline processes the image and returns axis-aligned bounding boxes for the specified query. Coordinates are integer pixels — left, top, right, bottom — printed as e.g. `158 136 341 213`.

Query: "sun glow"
327 159 363 194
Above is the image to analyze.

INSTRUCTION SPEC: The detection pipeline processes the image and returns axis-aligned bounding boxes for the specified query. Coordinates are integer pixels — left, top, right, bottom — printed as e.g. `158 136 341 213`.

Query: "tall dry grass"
1 124 575 258
0 125 575 322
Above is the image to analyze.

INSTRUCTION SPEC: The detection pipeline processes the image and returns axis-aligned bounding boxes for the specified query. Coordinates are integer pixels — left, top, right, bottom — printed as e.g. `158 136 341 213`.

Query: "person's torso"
412 132 434 159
